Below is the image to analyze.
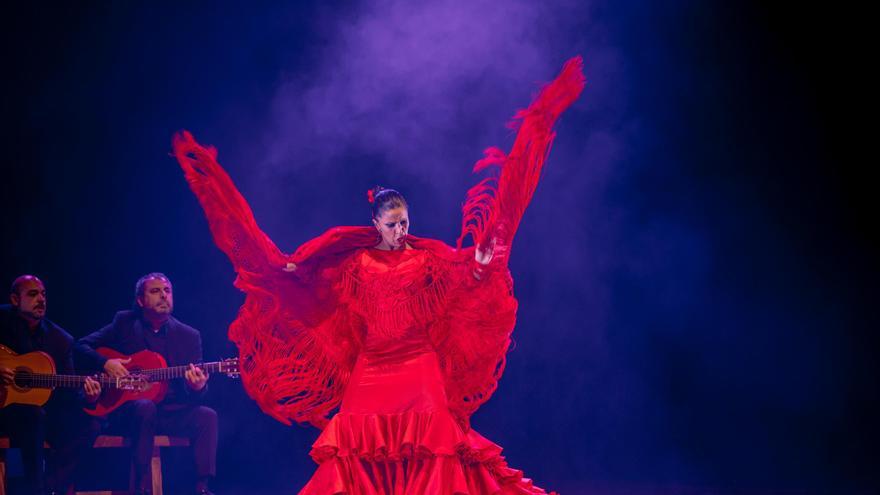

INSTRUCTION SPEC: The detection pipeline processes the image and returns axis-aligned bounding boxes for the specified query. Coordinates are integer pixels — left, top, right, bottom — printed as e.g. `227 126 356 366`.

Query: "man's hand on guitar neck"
184 363 209 391
84 376 102 403
103 357 131 378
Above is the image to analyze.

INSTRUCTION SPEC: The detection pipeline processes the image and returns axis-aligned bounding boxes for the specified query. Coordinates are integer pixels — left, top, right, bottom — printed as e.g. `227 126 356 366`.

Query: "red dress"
304 247 547 494
172 57 585 494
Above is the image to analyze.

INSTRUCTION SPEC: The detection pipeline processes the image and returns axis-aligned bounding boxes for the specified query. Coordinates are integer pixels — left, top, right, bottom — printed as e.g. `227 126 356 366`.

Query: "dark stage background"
1 2 876 494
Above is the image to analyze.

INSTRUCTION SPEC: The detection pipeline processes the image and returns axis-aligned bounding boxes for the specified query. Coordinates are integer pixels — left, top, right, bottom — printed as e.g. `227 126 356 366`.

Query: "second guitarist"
0 275 101 495
74 273 218 495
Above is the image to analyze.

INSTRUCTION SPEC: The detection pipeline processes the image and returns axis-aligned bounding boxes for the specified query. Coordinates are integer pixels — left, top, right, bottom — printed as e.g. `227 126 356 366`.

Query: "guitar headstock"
218 357 240 378
116 374 150 392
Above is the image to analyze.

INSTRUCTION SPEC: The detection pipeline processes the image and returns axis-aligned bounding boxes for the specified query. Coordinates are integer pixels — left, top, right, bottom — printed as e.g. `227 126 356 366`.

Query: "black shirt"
0 304 80 408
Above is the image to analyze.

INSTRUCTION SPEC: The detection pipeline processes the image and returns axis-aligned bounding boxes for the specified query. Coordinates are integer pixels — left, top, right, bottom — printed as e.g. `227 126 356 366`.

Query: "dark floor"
2 450 869 495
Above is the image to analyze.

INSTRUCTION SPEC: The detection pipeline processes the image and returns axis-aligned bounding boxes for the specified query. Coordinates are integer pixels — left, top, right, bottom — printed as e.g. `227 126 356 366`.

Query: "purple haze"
228 0 708 487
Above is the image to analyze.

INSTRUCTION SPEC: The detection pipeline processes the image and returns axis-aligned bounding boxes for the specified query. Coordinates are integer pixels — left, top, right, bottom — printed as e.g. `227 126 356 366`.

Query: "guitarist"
0 275 101 495
74 273 217 495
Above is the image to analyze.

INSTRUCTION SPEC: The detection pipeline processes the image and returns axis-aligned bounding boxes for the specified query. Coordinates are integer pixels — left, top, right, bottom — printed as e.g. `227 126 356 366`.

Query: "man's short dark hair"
134 272 172 301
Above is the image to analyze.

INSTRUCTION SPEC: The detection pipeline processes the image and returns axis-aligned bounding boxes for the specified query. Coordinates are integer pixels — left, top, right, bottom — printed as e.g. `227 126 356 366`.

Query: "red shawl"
172 56 585 430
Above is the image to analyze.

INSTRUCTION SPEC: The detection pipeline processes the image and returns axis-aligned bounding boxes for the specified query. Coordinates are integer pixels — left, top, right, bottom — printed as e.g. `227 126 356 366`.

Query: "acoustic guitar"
0 344 148 408
87 347 239 417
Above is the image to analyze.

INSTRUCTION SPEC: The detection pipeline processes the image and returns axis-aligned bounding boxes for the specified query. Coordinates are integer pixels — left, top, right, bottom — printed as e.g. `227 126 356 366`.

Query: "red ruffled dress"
172 57 585 494
303 247 547 494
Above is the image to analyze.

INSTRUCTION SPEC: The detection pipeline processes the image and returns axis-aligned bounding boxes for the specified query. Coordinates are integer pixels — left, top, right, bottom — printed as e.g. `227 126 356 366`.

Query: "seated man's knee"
8 404 45 427
85 417 102 438
194 406 218 429
130 399 158 423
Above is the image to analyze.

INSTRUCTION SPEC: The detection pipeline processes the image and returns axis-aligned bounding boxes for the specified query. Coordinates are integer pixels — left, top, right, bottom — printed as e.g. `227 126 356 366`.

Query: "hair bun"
367 186 385 204
368 186 406 218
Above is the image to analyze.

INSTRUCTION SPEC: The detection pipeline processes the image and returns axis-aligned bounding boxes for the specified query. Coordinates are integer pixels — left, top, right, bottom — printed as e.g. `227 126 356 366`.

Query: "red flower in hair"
367 189 375 204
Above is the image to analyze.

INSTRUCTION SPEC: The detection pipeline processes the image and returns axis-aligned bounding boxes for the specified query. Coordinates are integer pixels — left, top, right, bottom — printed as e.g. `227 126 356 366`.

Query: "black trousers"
0 403 100 495
103 400 217 489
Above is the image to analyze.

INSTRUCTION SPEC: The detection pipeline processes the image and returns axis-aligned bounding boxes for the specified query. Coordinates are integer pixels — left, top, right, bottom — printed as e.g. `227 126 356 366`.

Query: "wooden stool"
0 435 189 495
75 435 190 495
0 436 51 495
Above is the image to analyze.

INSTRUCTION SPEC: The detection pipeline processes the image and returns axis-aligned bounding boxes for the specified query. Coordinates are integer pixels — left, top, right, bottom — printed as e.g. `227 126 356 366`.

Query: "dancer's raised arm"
172 131 288 283
173 131 361 428
432 57 585 427
459 56 585 273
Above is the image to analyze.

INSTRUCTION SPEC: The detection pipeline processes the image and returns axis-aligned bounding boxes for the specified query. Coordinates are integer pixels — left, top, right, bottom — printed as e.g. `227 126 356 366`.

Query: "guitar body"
87 348 168 417
0 343 55 407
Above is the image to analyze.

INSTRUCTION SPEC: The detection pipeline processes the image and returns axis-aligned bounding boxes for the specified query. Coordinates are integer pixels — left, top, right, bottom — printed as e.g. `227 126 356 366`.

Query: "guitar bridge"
115 374 150 392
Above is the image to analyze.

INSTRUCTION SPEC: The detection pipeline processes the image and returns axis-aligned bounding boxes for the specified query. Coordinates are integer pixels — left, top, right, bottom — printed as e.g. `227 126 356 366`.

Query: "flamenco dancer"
173 56 585 494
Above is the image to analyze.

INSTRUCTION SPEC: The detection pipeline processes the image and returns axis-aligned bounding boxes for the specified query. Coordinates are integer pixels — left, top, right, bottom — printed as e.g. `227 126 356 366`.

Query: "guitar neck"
15 372 133 389
139 361 226 381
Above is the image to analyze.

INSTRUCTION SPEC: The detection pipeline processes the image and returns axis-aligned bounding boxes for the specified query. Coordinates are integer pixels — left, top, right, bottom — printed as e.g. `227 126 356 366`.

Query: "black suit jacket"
74 310 206 406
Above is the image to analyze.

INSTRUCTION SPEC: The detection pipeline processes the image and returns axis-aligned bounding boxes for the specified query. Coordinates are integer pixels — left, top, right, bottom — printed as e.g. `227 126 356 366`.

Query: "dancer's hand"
282 262 297 273
475 239 494 266
476 238 507 266
474 238 508 280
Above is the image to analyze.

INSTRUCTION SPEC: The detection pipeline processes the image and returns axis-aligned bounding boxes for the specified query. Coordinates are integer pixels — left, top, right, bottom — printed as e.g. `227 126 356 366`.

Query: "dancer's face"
373 206 409 250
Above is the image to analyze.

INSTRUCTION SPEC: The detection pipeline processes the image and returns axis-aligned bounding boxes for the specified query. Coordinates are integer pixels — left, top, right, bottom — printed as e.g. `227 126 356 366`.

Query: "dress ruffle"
302 410 554 495
173 57 584 494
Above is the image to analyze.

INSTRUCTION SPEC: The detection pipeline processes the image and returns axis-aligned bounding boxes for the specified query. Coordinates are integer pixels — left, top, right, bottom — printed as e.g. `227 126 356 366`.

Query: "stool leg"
150 446 161 495
128 456 136 493
1 448 7 495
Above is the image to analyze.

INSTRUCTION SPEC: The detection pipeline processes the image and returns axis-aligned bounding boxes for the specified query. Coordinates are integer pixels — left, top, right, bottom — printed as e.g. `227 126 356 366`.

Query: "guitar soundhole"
13 367 33 390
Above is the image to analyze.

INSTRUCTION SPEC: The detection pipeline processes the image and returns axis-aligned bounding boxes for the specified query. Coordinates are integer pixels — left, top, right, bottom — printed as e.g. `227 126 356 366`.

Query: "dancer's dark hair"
367 186 407 219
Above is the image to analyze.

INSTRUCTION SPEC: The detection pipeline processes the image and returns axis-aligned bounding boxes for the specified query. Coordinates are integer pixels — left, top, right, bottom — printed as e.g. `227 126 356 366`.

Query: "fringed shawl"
172 56 585 429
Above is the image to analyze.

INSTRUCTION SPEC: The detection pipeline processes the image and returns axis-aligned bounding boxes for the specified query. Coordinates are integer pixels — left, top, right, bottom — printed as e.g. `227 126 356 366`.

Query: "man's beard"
23 306 45 321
